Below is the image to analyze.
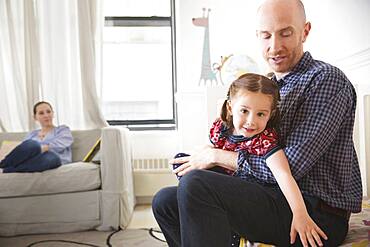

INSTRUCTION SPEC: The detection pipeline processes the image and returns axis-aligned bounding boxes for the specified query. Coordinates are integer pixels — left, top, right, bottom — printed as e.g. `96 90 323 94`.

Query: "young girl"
0 101 73 173
173 73 327 246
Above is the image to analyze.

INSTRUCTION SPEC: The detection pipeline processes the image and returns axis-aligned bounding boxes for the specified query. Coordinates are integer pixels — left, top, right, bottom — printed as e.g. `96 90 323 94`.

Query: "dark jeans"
0 140 61 173
172 153 240 246
152 169 349 247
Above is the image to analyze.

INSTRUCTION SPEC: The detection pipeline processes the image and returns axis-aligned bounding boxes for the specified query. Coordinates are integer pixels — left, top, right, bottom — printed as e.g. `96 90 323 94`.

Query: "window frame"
103 0 177 131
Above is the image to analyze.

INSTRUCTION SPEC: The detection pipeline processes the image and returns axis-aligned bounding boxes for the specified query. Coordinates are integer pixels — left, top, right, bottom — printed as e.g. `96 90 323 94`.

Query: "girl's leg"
0 140 41 168
2 151 61 173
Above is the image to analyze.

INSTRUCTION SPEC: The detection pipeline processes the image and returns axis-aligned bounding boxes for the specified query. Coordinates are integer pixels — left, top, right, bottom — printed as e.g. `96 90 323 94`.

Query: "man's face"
256 1 310 77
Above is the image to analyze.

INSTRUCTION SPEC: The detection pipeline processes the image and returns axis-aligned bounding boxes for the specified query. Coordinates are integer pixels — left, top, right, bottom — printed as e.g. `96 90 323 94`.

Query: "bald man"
153 0 362 246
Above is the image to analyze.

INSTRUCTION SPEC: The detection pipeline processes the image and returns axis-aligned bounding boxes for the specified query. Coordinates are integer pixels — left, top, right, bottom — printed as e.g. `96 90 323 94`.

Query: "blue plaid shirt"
234 52 362 213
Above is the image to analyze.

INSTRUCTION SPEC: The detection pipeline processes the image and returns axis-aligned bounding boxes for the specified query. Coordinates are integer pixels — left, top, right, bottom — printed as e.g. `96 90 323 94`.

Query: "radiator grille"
133 158 171 173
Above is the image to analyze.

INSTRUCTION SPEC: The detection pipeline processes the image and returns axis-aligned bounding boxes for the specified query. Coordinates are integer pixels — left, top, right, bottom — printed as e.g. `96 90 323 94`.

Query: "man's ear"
302 22 311 43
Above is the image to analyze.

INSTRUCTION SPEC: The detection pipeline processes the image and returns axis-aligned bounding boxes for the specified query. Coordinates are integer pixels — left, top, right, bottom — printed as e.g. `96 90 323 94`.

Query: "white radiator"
133 158 170 173
133 158 178 203
130 130 180 203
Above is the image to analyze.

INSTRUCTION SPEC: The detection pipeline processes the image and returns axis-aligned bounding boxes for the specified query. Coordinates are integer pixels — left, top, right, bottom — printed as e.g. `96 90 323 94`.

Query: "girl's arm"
266 150 328 246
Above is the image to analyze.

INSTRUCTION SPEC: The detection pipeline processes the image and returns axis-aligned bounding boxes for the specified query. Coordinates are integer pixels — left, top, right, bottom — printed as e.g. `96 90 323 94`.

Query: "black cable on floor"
106 227 122 247
140 228 166 243
25 227 165 246
25 227 123 247
26 239 102 247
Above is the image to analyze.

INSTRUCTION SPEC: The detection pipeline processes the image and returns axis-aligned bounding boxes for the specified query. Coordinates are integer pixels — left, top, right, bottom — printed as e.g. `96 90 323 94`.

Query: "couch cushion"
71 129 101 162
0 132 26 143
0 162 101 198
0 190 100 227
0 140 21 161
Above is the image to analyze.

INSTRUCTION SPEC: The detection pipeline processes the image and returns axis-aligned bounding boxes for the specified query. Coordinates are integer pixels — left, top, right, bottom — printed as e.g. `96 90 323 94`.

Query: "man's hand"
290 211 328 247
170 145 217 176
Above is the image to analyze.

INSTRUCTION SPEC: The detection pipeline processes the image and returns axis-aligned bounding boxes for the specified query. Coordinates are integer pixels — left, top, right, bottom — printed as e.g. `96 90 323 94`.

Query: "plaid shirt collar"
272 51 313 88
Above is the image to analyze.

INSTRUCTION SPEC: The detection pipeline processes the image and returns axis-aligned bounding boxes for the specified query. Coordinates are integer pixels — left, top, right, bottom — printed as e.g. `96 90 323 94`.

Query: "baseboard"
135 196 154 205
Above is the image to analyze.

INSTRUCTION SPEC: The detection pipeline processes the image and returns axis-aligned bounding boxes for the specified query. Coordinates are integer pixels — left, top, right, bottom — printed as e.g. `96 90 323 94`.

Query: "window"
102 0 177 130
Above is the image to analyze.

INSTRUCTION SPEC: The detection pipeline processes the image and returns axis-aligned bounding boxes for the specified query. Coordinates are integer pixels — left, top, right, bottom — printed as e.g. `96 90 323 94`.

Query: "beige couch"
0 126 135 236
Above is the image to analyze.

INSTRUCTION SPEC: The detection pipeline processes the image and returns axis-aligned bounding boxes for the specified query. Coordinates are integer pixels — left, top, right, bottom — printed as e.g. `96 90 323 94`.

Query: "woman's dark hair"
220 73 281 131
33 101 53 115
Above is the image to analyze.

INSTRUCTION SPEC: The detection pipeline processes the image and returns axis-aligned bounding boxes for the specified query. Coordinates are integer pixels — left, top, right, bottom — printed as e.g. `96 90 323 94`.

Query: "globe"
216 54 260 86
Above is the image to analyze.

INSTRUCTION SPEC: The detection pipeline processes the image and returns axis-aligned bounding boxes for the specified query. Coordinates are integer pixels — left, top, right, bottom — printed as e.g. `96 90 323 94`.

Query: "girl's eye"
257 112 265 117
240 109 248 114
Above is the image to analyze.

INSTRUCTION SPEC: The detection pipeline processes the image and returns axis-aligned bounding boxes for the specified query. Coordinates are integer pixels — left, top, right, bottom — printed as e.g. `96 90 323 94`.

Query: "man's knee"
152 187 168 211
178 170 209 200
152 186 177 214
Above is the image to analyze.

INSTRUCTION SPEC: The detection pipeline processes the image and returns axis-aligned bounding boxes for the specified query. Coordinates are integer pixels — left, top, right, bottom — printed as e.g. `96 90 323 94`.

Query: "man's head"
256 0 311 78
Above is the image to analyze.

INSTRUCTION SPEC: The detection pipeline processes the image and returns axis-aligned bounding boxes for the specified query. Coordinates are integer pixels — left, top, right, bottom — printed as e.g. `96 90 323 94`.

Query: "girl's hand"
290 212 328 247
170 145 216 176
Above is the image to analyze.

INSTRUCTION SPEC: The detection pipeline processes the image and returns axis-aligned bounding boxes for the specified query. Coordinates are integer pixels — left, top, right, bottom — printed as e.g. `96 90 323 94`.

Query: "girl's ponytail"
220 91 233 129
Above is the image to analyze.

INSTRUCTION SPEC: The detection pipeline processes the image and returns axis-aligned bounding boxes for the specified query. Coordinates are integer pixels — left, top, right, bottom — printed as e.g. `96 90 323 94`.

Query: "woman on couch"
0 101 73 173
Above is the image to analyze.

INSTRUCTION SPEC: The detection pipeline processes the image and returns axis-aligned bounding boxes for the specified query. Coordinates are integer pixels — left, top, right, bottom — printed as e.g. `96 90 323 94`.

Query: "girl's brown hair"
33 101 53 115
220 73 280 131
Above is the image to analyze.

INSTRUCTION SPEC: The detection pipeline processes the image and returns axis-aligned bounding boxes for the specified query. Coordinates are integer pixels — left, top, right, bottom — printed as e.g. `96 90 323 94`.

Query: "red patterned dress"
209 118 281 175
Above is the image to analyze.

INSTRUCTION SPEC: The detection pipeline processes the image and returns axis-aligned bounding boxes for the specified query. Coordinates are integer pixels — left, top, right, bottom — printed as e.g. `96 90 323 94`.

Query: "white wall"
304 0 370 67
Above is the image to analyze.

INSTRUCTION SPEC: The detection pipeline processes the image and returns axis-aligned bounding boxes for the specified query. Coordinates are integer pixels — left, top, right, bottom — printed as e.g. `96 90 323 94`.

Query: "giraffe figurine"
192 8 219 86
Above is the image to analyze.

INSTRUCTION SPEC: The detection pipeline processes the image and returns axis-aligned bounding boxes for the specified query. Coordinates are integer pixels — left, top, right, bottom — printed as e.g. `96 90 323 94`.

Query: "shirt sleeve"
45 125 74 153
283 84 355 180
209 118 225 148
234 72 356 183
244 128 281 157
23 130 38 141
234 129 280 183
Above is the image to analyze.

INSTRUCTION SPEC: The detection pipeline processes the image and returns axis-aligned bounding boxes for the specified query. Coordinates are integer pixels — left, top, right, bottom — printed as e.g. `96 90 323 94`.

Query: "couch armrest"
98 126 135 230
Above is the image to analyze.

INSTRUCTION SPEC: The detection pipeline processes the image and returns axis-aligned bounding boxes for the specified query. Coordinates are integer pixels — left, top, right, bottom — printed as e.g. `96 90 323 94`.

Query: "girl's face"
227 90 273 137
34 103 54 127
